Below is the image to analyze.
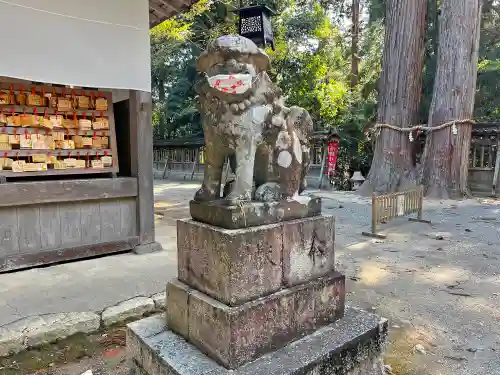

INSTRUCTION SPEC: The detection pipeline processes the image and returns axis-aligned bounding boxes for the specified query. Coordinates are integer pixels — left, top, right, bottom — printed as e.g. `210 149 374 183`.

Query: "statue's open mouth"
207 74 253 95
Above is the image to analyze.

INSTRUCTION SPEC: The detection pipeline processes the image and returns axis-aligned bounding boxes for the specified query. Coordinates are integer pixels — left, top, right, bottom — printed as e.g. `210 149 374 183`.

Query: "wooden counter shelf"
0 104 111 118
0 167 117 178
0 82 118 181
0 149 112 157
0 126 110 136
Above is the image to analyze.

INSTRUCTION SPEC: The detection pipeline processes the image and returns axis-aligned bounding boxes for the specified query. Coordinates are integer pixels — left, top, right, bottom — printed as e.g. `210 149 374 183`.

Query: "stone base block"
166 272 345 369
178 215 335 306
127 307 388 375
133 242 163 254
189 196 321 230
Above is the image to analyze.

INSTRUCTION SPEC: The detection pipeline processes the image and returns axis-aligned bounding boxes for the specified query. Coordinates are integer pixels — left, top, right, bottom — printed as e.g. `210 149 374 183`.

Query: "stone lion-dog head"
196 35 281 116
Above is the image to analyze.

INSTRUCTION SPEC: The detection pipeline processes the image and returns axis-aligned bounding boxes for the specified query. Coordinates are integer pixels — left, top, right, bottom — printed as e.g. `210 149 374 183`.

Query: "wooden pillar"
129 90 162 254
493 138 500 197
318 144 327 189
191 148 200 180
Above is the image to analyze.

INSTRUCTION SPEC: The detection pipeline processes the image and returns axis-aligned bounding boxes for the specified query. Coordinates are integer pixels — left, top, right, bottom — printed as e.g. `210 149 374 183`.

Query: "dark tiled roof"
149 0 199 28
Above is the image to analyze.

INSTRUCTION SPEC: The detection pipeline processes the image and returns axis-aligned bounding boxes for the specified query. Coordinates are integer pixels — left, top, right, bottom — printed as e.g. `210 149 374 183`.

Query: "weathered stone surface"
189 197 322 229
128 314 166 339
24 312 101 348
166 272 345 369
151 292 167 310
127 314 167 375
283 215 335 286
166 280 190 337
133 242 163 255
193 35 314 205
315 273 345 326
0 317 36 356
178 215 336 305
177 220 283 306
127 306 388 375
102 297 155 327
0 312 100 356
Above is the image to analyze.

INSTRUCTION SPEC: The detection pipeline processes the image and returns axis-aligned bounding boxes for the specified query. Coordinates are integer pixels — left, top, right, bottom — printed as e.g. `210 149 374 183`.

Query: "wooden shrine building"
469 122 500 196
0 0 197 273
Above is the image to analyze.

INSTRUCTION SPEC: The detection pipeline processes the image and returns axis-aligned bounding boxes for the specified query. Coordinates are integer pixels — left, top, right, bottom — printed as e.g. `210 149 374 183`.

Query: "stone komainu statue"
194 35 313 204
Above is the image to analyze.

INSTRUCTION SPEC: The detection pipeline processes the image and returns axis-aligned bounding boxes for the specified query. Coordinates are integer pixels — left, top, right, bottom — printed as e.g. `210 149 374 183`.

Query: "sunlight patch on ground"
343 241 370 252
154 183 200 194
477 198 500 205
416 267 469 285
385 326 443 375
358 262 391 286
154 201 179 208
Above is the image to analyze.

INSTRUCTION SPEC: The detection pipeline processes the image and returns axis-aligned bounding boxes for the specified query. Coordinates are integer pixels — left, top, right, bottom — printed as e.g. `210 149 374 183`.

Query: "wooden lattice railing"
362 186 431 239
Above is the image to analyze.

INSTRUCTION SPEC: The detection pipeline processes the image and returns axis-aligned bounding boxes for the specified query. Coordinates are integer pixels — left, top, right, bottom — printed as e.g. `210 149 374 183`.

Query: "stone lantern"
233 4 276 50
350 171 365 191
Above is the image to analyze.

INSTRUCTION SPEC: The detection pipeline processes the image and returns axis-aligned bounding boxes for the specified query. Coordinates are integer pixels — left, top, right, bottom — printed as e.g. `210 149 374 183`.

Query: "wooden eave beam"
149 2 170 18
149 0 197 27
155 0 177 12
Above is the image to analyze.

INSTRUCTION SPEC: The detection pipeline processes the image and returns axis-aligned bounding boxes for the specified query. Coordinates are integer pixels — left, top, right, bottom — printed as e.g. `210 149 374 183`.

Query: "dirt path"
321 192 500 375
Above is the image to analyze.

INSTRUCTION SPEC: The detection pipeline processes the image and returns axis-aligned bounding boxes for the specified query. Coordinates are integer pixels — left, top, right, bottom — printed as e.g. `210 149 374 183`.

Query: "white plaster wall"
0 0 151 92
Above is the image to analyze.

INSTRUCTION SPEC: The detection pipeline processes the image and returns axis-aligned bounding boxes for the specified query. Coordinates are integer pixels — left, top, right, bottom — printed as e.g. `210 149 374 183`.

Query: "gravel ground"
4 188 499 375
316 191 500 375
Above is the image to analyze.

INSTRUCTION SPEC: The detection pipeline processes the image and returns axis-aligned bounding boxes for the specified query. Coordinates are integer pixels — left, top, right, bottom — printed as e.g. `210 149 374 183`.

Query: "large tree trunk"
358 0 427 195
350 0 360 87
421 0 482 199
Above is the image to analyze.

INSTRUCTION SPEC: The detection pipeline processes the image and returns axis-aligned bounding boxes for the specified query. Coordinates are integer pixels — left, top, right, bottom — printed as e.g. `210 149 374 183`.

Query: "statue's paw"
255 182 284 202
225 191 252 206
194 187 217 202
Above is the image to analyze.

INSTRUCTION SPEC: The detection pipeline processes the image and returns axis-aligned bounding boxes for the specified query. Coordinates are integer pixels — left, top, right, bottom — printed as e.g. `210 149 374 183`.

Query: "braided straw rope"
371 119 474 135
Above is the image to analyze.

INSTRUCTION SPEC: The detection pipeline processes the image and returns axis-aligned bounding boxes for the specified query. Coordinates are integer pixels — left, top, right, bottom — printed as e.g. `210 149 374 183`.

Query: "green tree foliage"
150 0 382 152
364 0 500 123
150 0 500 189
150 0 236 139
475 0 500 121
269 2 350 129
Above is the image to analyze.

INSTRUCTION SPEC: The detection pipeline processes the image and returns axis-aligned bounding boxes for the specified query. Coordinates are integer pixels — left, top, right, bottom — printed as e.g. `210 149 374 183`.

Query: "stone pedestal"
167 272 344 369
128 307 388 375
189 197 322 229
176 215 336 306
127 199 387 374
